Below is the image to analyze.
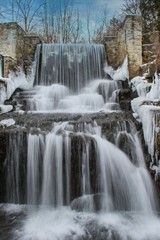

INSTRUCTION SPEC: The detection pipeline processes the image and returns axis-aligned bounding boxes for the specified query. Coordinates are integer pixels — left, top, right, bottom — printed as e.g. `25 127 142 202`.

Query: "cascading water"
15 44 121 112
1 44 160 240
34 44 106 89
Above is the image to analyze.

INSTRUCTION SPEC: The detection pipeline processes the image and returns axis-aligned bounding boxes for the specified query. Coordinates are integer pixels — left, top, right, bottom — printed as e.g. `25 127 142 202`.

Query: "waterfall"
14 44 121 112
1 44 160 240
34 44 106 91
5 121 158 216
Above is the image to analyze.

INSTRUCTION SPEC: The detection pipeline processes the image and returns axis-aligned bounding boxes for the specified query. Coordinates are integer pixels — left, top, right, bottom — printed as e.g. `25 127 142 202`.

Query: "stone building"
0 22 41 77
105 15 160 80
105 15 143 80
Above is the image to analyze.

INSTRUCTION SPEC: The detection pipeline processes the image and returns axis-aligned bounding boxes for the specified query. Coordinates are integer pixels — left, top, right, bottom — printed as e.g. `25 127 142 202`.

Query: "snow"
104 55 129 81
131 72 160 178
112 56 129 81
104 61 115 79
0 67 34 114
146 72 160 99
130 76 152 97
0 83 7 104
0 118 15 128
0 104 13 114
0 67 34 105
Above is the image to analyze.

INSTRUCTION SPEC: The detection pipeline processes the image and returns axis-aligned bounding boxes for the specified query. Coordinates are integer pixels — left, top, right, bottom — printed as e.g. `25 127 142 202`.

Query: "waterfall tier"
5 120 157 215
34 44 106 91
14 44 122 113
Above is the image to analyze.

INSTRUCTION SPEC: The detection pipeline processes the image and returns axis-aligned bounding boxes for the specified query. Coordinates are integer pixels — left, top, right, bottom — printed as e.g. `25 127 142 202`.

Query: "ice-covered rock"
0 118 15 128
0 104 13 114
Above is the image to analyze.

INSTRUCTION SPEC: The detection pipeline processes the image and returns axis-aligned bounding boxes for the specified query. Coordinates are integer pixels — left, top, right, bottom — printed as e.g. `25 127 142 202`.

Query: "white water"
21 79 121 113
13 44 122 113
34 44 106 91
6 121 158 213
3 119 160 240
2 44 160 240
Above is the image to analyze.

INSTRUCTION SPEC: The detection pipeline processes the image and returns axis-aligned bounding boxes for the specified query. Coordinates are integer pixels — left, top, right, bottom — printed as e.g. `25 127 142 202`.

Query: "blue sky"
53 0 124 19
1 0 124 21
0 0 124 39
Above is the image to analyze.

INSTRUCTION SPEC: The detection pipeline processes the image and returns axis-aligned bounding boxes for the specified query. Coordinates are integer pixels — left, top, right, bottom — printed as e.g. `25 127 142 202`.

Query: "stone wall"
104 36 119 68
3 56 16 77
105 15 142 80
0 22 41 77
23 35 41 74
0 22 25 60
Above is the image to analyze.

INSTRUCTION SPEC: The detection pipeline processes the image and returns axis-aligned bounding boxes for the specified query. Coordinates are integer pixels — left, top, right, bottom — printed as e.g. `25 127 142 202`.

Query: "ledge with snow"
131 73 160 180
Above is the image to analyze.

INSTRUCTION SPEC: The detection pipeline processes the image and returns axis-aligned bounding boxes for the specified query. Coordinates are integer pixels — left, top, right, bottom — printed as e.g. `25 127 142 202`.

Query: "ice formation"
0 118 15 128
104 55 129 81
0 67 34 113
0 104 13 114
131 72 160 178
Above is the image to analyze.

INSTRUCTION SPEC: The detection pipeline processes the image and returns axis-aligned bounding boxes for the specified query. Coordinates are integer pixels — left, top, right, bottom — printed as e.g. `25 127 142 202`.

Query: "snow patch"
112 56 129 81
130 76 152 97
0 67 34 105
104 56 129 81
0 118 15 128
0 104 13 114
131 72 160 175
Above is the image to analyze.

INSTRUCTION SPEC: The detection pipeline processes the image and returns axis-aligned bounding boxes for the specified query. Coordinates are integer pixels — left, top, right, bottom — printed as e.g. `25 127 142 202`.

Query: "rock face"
105 15 142 80
142 31 160 64
141 31 160 79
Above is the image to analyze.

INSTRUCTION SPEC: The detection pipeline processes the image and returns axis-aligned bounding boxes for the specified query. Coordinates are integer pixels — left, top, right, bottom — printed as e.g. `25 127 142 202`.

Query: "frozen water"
131 73 160 166
0 118 15 127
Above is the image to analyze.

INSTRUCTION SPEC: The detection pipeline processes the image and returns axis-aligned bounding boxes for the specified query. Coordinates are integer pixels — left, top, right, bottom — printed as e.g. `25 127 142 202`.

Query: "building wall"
23 35 41 74
105 15 142 80
0 22 25 60
0 22 41 77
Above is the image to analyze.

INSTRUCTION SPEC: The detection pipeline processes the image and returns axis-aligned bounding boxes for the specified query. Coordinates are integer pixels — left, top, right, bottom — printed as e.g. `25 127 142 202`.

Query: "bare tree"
121 0 160 32
105 16 123 36
140 0 160 32
47 0 82 43
15 0 45 33
91 9 109 43
86 5 91 43
121 0 141 15
70 12 82 43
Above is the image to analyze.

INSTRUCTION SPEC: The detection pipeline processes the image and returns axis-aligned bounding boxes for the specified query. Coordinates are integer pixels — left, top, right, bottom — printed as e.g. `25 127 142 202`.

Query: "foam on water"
18 79 121 113
3 205 159 240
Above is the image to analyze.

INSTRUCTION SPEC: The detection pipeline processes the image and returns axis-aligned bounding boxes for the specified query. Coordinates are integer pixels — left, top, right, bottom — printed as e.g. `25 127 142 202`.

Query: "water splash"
16 79 121 112
5 121 158 216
